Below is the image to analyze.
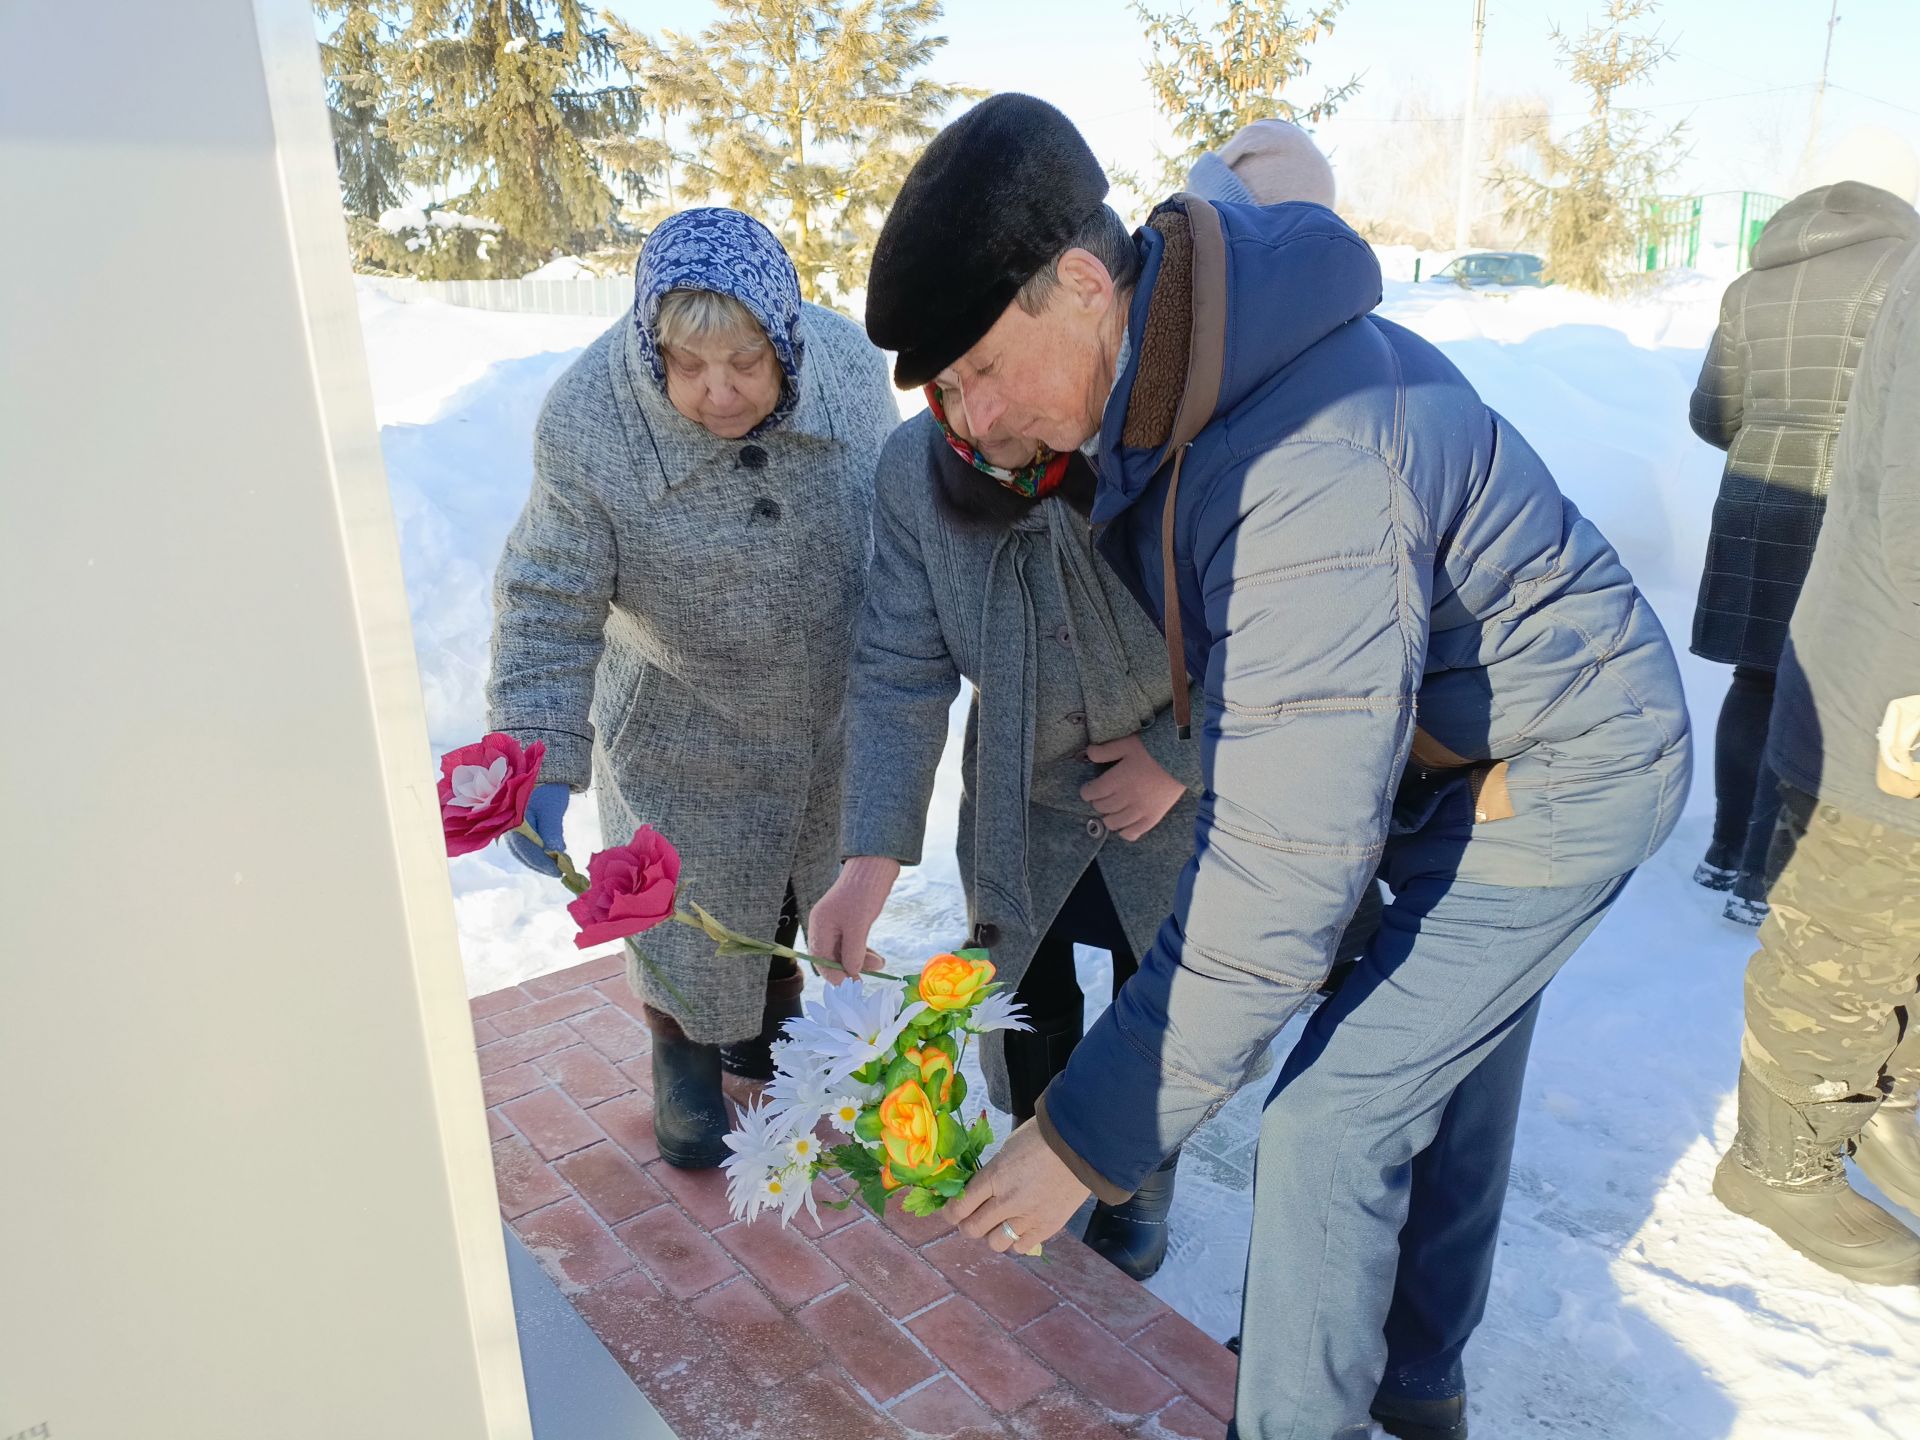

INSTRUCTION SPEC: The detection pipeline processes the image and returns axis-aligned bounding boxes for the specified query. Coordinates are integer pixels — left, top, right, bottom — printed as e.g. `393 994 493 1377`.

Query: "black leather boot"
644 1004 731 1170
1370 1391 1468 1440
719 958 805 1081
1084 1149 1179 1281
1003 1005 1083 1124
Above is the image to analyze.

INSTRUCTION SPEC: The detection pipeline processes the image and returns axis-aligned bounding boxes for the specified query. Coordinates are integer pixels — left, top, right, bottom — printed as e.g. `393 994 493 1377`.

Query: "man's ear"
1054 247 1115 313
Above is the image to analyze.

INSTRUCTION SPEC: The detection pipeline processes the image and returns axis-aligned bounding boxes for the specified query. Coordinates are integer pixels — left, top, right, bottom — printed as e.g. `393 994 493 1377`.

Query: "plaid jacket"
1690 182 1919 669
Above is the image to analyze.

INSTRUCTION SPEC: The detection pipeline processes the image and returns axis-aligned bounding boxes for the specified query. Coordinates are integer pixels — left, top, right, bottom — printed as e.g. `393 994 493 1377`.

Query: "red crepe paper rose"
438 733 545 858
568 826 682 949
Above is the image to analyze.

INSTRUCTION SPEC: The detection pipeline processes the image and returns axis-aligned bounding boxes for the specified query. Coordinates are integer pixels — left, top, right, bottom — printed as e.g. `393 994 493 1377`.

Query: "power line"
1829 83 1920 120
1322 80 1818 126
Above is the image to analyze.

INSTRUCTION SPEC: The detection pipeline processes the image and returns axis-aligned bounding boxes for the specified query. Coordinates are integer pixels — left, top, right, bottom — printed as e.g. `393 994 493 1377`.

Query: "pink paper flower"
438 733 546 858
568 826 682 949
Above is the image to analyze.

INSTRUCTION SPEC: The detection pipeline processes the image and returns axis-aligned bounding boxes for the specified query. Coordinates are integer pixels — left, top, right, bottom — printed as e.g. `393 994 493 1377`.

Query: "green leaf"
936 1112 965 1156
928 1172 966 1198
882 1055 919 1091
900 1186 942 1216
853 1110 883 1144
857 1174 889 1216
947 1073 969 1111
952 947 990 964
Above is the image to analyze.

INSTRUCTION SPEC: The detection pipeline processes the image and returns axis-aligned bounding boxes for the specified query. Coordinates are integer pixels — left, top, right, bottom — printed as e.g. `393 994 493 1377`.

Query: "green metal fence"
1643 190 1786 273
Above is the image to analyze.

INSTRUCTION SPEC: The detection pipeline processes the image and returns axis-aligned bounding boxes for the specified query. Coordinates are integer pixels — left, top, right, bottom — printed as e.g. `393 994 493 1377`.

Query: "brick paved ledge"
474 957 1238 1439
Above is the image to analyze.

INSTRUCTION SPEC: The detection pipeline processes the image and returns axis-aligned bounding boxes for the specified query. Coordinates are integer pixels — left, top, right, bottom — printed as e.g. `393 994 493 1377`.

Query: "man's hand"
1081 734 1188 841
950 1120 1091 1256
805 856 900 984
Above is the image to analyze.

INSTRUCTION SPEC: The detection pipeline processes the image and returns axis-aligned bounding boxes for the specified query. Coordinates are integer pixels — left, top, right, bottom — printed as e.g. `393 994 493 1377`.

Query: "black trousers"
1013 861 1139 1022
1713 664 1786 900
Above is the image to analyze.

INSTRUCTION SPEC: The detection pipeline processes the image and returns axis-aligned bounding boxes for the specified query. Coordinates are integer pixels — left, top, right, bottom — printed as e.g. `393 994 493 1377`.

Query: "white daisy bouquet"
722 950 1033 1225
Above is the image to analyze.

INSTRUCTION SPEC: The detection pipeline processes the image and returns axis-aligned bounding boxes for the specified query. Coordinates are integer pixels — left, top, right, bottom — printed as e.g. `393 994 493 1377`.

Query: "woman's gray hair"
654 287 773 354
1015 204 1141 314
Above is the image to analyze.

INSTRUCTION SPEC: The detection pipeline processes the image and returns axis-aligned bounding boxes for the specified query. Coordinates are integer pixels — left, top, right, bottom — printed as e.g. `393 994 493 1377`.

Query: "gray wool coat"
487 304 898 1042
1690 181 1920 670
843 412 1202 1110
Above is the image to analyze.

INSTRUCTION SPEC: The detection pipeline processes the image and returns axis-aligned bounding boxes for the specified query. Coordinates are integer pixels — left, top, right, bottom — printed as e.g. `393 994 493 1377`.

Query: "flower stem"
514 821 590 894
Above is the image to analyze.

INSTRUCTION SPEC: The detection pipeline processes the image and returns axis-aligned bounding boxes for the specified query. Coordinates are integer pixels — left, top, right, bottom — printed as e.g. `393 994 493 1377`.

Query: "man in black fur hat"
834 94 1694 1440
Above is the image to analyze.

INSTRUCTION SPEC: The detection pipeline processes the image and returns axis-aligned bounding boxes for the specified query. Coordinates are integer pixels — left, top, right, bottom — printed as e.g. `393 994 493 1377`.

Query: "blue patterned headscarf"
632 208 805 433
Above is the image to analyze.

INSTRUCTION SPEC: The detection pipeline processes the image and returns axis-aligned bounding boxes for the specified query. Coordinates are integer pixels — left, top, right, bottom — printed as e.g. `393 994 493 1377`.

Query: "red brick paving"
476 974 1237 1438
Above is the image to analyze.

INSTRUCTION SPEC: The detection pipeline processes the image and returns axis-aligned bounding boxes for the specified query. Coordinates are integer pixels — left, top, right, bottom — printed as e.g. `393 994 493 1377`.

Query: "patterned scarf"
632 208 805 435
923 385 1072 500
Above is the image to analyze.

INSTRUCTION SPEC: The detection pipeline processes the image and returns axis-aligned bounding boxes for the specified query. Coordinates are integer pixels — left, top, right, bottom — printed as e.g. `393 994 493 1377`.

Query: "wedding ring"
1000 1222 1022 1245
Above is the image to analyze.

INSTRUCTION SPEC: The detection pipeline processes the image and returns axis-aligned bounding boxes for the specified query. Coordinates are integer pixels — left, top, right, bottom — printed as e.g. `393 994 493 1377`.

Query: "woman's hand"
1080 734 1187 841
505 784 571 877
806 856 901 983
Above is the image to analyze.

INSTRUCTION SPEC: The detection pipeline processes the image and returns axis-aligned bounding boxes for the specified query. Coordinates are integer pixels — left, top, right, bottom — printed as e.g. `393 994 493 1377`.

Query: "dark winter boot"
718 958 805 1082
1713 1066 1920 1285
1370 1390 1468 1440
1084 1149 1179 1281
644 1005 732 1170
1855 1099 1920 1218
1004 1004 1083 1125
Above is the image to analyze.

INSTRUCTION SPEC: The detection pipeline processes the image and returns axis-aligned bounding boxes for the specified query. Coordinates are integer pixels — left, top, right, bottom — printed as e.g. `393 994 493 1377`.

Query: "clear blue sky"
629 0 1920 201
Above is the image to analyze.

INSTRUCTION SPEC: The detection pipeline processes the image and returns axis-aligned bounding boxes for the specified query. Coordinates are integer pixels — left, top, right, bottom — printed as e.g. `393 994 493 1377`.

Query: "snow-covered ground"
362 274 1920 1438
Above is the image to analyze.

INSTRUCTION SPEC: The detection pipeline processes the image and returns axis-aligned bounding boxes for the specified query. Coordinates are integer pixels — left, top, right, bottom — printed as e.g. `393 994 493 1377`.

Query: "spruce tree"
1134 0 1361 190
394 0 650 277
1496 0 1684 295
610 0 976 306
316 0 406 221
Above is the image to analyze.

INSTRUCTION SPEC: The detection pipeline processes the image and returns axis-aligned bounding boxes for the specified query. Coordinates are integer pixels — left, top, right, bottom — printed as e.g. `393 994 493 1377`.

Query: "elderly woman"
1688 181 1919 924
806 380 1205 1279
486 208 897 1169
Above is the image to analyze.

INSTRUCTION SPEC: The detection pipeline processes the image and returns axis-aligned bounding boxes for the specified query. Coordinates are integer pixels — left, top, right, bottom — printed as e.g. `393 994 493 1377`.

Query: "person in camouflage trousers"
1714 243 1920 1287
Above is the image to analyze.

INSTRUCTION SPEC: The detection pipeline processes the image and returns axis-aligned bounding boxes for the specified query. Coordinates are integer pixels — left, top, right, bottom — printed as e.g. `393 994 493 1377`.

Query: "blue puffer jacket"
1036 198 1692 1199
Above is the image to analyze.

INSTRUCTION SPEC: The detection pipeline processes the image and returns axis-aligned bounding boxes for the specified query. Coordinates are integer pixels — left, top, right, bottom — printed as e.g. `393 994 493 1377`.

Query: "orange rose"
878 1079 940 1173
918 953 996 1012
904 1044 956 1106
881 1162 902 1192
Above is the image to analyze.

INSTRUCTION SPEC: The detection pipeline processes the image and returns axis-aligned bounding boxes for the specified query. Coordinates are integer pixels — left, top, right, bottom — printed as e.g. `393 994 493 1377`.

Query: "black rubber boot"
1084 1149 1179 1281
1004 1005 1083 1125
1371 1390 1468 1440
719 958 805 1081
644 1004 732 1170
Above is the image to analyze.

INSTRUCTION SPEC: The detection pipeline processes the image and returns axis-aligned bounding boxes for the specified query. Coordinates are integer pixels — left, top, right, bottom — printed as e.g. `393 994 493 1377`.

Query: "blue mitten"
506 783 570 878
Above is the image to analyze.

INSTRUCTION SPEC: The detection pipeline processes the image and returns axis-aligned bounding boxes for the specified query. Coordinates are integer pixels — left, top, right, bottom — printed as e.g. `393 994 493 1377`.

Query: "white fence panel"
362 275 635 317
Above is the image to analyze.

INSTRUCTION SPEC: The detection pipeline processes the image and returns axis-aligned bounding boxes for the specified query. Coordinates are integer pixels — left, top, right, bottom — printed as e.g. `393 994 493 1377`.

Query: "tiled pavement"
475 954 1238 1439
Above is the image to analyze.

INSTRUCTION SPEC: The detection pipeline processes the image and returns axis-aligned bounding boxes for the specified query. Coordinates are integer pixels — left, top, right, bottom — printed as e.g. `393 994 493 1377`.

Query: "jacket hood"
1752 181 1920 269
1093 196 1382 520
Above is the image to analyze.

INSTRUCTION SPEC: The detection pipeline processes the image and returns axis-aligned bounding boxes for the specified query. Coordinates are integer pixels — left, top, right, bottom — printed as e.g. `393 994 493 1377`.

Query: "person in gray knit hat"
848 94 1691 1440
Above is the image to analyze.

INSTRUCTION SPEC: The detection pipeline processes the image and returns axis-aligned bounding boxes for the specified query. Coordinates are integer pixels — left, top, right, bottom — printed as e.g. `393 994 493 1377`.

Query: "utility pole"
1796 0 1842 189
1454 0 1487 252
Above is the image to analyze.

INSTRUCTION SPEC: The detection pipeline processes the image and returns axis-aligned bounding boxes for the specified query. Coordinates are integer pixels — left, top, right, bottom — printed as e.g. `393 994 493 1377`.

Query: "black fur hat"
866 94 1109 388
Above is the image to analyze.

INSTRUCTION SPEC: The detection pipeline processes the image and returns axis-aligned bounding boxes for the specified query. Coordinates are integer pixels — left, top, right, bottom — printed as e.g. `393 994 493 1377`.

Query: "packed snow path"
363 273 1920 1438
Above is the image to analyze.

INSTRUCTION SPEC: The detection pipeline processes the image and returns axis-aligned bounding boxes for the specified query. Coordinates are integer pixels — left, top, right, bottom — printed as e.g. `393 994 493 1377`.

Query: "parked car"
1429 251 1549 288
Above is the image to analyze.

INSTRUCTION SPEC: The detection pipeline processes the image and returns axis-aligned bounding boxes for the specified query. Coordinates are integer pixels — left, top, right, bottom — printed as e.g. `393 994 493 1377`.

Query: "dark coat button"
971 922 1001 949
1086 818 1106 839
740 444 769 469
752 498 782 521
1065 711 1086 726
1055 624 1073 648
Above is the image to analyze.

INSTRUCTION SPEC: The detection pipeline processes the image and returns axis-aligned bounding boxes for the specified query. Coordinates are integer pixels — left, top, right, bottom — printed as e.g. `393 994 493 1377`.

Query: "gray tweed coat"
487 305 898 1042
1690 181 1919 669
844 413 1202 1110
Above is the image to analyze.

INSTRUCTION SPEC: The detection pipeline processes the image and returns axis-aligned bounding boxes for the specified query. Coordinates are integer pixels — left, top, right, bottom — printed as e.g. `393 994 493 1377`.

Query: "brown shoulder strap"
1163 446 1192 739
